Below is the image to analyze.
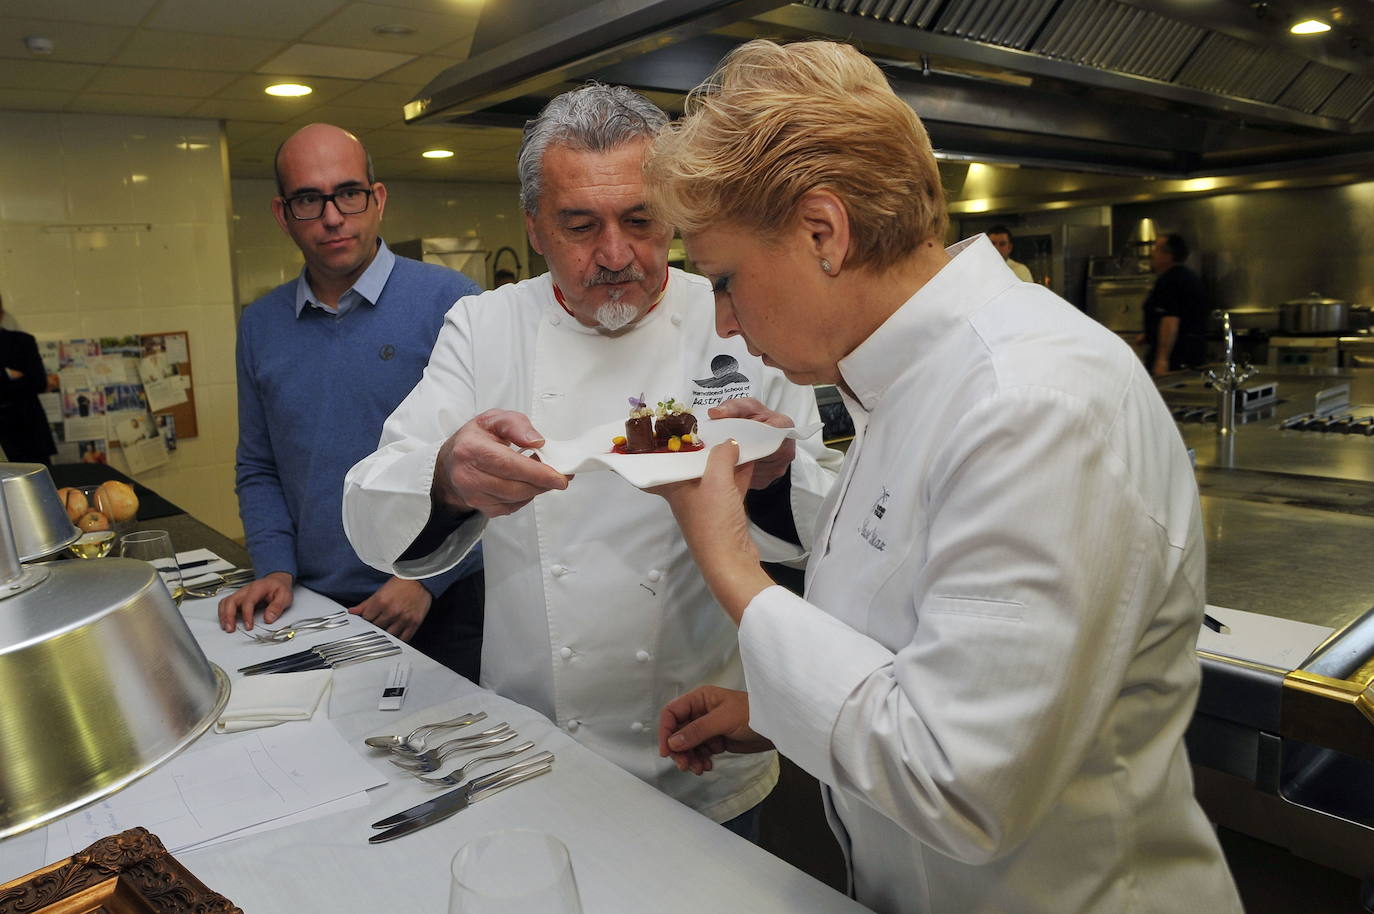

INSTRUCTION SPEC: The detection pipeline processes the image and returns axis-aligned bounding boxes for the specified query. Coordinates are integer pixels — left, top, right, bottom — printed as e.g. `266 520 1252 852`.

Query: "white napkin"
177 548 236 587
215 669 333 734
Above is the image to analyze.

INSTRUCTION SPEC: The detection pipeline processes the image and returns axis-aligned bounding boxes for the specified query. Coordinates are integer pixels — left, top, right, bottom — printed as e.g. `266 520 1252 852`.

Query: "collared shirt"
294 240 395 318
740 235 1241 913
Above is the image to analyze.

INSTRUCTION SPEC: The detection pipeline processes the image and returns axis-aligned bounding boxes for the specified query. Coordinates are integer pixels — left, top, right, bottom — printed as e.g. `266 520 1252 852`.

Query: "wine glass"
118 530 183 605
448 830 583 914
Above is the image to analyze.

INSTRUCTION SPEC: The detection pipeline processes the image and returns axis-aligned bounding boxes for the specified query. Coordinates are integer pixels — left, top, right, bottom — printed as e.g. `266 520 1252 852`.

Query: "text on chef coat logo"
859 487 890 552
691 354 752 407
378 344 396 361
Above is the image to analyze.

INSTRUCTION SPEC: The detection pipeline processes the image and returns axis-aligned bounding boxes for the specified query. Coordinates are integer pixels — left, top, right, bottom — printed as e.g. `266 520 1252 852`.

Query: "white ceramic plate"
535 417 822 489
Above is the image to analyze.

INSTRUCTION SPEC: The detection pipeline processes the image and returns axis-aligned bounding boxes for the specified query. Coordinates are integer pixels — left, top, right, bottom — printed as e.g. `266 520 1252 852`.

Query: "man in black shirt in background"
1142 233 1208 376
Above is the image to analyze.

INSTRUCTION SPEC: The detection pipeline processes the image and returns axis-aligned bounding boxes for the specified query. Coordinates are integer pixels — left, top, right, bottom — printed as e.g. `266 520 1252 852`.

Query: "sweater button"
559 646 573 660
630 721 645 733
567 719 580 732
551 564 567 577
635 650 650 663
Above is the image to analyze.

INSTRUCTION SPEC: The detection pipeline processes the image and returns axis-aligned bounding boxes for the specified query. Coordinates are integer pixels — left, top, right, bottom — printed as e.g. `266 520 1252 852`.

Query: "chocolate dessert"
654 397 698 448
623 395 656 453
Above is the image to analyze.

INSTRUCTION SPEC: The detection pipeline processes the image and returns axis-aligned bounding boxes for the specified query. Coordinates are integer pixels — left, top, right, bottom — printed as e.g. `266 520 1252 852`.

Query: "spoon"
363 712 488 751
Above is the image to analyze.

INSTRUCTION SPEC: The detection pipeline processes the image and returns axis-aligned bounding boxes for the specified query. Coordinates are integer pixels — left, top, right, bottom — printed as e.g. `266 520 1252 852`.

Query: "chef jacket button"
550 314 561 326
567 719 580 732
671 313 683 326
647 569 662 583
630 721 645 733
559 646 573 660
551 564 567 577
635 650 651 663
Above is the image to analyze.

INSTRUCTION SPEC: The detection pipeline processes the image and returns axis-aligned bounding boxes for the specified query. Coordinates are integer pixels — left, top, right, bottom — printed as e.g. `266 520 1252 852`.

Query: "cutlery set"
236 631 399 675
363 712 554 842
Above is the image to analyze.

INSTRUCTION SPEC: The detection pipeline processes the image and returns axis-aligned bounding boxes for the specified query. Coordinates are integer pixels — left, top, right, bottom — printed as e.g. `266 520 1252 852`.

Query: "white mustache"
585 266 645 286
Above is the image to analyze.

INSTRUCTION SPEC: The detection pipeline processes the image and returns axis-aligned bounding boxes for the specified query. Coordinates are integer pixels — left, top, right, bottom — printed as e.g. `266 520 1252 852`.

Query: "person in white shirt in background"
643 39 1243 913
342 84 842 840
986 223 1035 282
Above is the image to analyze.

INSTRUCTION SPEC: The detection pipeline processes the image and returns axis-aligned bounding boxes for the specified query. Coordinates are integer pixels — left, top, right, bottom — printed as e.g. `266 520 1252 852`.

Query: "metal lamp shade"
0 558 230 839
0 464 79 561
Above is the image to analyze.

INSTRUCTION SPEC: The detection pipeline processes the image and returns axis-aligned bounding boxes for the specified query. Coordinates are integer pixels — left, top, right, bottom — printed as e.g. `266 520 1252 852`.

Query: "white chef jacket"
343 268 841 823
740 236 1242 912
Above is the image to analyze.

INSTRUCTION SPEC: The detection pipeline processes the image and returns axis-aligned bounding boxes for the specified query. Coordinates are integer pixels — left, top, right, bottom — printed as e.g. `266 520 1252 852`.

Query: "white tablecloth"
117 589 866 913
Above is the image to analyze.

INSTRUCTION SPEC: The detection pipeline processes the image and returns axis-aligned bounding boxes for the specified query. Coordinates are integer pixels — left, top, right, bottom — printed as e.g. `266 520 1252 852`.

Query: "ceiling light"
422 149 455 159
265 83 312 97
1290 18 1331 34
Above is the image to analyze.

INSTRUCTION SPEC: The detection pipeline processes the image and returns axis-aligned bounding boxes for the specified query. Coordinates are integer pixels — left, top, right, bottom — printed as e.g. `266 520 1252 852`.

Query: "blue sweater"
235 246 481 605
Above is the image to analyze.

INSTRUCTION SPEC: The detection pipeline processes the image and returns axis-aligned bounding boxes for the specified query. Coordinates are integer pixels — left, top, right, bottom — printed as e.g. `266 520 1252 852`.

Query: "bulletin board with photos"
39 331 196 476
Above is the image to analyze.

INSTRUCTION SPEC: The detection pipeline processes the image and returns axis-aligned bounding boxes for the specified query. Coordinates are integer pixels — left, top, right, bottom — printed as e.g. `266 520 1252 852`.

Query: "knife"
237 632 389 674
370 753 557 830
251 645 401 675
370 751 555 836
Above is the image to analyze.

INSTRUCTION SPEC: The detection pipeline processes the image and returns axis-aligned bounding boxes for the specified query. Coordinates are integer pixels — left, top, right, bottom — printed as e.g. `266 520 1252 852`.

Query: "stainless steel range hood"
406 0 1374 177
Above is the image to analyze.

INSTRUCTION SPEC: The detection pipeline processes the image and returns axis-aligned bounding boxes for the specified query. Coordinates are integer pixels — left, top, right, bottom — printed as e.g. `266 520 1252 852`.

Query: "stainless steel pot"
1280 292 1350 333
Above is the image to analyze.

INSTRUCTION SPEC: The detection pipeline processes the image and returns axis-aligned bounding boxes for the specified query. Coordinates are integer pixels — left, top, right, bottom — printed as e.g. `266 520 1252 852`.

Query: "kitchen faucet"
1202 311 1254 435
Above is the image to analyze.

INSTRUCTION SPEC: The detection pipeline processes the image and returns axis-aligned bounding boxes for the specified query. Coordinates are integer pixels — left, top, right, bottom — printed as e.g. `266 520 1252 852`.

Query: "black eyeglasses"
282 187 374 220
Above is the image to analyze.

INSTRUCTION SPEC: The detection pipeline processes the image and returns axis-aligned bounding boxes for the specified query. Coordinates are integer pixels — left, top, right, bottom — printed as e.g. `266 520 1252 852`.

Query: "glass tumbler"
448 829 583 914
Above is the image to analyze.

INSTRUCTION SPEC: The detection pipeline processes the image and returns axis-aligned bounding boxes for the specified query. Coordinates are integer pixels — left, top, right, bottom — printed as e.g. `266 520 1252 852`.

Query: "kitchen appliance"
997 223 1109 309
1266 336 1341 369
1280 292 1351 334
1339 335 1374 369
392 237 491 289
0 462 229 839
1086 255 1153 337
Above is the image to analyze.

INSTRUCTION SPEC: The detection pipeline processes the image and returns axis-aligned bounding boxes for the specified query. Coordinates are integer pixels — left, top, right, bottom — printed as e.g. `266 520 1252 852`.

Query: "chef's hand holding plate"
433 409 570 518
219 571 294 632
659 685 773 775
649 439 773 625
707 396 795 489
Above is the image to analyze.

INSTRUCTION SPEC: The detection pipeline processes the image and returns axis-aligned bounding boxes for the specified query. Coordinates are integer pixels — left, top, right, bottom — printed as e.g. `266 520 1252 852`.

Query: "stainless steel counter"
1157 367 1374 890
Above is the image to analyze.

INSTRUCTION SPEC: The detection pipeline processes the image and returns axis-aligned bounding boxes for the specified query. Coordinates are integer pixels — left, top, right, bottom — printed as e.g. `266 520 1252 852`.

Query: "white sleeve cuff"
739 585 893 788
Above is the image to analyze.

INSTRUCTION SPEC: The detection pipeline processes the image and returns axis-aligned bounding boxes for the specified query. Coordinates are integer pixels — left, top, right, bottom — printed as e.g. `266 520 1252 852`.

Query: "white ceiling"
0 0 524 183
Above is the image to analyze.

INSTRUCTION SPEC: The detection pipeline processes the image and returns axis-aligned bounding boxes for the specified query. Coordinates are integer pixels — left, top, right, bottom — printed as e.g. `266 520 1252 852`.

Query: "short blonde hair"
645 39 947 271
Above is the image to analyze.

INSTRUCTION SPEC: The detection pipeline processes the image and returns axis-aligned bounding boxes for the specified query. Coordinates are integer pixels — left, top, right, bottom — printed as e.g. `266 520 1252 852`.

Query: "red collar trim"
552 266 670 319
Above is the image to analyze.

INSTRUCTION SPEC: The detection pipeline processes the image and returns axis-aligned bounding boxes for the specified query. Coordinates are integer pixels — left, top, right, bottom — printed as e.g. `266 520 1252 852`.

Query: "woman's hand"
659 685 773 775
649 439 773 623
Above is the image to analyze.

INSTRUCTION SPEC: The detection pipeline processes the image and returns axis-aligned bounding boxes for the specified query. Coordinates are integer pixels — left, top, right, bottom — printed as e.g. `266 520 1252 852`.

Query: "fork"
240 611 350 643
183 569 257 599
415 740 536 786
389 727 517 772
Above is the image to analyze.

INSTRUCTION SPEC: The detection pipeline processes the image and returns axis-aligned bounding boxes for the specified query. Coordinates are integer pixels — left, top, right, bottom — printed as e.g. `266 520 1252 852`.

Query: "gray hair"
518 84 669 214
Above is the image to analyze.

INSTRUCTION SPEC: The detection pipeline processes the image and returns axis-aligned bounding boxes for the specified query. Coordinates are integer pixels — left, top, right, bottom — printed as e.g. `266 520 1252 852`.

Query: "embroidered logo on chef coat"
859 487 890 551
691 354 752 407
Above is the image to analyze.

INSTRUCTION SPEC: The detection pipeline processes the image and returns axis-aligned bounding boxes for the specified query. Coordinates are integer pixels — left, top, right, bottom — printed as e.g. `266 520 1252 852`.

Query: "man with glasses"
220 123 485 680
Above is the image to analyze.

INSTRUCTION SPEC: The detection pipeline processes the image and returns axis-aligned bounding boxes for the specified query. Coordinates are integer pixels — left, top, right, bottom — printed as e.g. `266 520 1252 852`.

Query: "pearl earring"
820 259 832 274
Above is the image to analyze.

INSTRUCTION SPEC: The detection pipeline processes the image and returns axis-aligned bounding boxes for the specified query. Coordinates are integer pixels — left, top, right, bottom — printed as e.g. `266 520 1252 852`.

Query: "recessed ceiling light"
422 149 455 159
1290 18 1331 34
265 83 312 97
373 24 416 37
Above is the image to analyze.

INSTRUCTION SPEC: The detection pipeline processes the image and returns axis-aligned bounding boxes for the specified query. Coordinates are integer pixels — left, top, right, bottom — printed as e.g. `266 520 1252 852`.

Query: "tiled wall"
231 178 528 305
0 111 242 539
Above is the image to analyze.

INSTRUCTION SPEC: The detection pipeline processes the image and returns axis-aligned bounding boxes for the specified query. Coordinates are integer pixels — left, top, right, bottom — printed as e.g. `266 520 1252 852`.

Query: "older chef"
342 84 841 835
643 40 1243 912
